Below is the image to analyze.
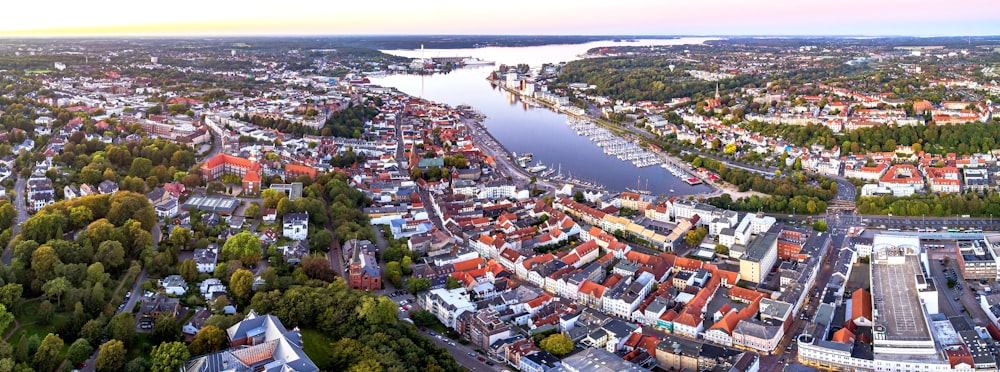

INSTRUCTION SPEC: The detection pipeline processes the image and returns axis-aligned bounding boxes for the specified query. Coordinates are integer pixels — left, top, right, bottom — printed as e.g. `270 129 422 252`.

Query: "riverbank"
489 78 724 197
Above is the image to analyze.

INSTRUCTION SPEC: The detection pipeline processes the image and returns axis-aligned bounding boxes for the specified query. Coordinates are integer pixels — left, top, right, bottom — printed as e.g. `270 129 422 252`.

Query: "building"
270 182 303 201
656 334 701 371
740 230 779 284
199 154 263 194
183 311 318 372
420 288 475 328
869 235 936 355
554 347 645 372
194 245 219 273
348 241 382 291
458 309 512 352
282 212 309 240
284 163 318 181
956 238 998 281
161 275 188 296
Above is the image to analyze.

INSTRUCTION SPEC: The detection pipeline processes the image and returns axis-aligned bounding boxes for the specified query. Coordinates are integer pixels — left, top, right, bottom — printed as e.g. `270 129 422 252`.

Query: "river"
371 38 716 195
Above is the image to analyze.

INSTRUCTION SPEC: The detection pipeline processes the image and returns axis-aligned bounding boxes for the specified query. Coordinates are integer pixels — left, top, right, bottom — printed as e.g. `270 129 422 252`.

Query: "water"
371 38 715 195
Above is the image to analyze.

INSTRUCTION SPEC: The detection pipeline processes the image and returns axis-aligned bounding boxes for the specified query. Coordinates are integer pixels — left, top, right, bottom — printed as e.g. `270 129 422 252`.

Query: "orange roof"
832 327 856 344
578 280 606 298
710 311 742 334
453 257 486 272
285 163 318 180
852 288 872 322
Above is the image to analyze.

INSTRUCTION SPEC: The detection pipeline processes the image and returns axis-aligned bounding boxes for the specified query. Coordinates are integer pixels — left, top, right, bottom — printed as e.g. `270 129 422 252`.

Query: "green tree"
812 220 828 232
41 277 71 308
150 341 190 372
188 325 227 356
244 202 260 219
405 277 431 294
96 240 126 270
445 276 462 290
108 312 135 348
129 158 153 179
0 284 22 310
539 334 574 356
221 231 262 266
385 262 402 288
170 227 192 250
0 202 15 231
68 205 94 229
229 269 254 306
573 191 585 203
715 244 730 256
179 259 199 283
66 338 94 365
32 333 63 372
31 245 62 282
152 316 181 344
95 340 126 372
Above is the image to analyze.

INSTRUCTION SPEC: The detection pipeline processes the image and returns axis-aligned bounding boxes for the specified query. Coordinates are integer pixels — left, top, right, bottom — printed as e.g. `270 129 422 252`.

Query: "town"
0 34 999 372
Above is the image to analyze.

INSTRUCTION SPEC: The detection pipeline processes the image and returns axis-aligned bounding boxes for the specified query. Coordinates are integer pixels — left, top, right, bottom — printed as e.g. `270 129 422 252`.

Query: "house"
155 197 180 218
194 245 219 273
184 311 319 372
281 240 310 265
261 208 277 222
161 275 189 296
98 179 119 194
282 212 309 240
138 293 182 330
182 308 212 341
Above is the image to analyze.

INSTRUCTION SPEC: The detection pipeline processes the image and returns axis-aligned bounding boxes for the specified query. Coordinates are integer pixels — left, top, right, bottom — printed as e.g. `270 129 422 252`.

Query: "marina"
566 118 665 168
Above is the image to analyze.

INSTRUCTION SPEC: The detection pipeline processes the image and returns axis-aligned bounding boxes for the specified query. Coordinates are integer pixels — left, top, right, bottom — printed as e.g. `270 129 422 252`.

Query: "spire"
350 237 361 266
715 83 720 99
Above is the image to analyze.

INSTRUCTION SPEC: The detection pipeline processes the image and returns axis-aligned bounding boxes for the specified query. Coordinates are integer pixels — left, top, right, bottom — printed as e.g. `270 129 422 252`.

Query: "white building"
420 288 476 328
282 212 309 240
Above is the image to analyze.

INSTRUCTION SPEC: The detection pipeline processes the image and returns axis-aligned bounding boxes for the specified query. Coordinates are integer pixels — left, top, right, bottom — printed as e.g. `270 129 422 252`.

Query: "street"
1 176 27 265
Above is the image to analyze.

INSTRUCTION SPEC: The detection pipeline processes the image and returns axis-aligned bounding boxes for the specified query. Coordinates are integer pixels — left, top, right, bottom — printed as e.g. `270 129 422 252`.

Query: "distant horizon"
2 34 999 40
2 0 998 38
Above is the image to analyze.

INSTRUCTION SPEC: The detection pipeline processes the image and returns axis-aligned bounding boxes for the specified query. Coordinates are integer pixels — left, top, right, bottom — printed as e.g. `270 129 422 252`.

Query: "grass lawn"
300 329 334 369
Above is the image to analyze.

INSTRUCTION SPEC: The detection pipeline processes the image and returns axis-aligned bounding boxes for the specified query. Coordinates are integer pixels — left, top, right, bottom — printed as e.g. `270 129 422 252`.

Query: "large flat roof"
871 254 931 342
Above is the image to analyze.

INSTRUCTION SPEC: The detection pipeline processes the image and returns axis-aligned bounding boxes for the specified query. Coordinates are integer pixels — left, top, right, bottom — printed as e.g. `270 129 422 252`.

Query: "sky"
1 0 998 37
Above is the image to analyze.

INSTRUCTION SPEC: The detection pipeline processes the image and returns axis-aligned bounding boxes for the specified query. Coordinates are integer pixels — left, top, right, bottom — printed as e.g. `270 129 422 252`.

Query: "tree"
0 202 15 231
573 191 585 203
724 143 737 155
405 277 431 294
410 310 438 327
125 357 150 372
539 334 574 356
95 340 126 372
170 227 192 250
715 244 730 256
229 269 254 306
244 202 261 219
31 245 62 282
96 240 126 270
0 304 13 335
445 276 462 290
812 220 828 232
80 319 106 346
33 333 63 372
150 341 190 372
385 262 402 288
108 312 135 348
41 277 71 308
153 315 180 344
66 338 94 365
179 259 199 283
189 325 228 356
221 231 262 267
128 158 153 179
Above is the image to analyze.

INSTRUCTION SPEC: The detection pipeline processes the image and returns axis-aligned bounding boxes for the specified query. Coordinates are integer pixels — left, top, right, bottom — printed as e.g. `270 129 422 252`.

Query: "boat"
527 163 548 173
462 57 496 66
540 169 556 178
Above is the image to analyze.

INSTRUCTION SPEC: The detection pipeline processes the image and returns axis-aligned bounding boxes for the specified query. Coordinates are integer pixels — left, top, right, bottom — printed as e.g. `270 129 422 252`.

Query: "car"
486 361 494 366
477 356 486 362
421 327 427 332
954 297 959 301
468 352 476 357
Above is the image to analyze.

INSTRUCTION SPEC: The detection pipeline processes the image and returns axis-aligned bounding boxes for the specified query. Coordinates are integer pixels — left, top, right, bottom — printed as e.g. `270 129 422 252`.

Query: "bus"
947 228 961 233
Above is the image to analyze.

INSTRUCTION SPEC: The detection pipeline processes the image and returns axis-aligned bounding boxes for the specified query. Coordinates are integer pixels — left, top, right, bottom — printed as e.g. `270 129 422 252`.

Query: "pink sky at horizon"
1 0 998 37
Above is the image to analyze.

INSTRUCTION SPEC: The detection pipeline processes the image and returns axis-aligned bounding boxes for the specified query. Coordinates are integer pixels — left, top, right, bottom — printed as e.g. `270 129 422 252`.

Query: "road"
926 247 991 327
861 214 1000 231
422 327 501 371
1 176 26 264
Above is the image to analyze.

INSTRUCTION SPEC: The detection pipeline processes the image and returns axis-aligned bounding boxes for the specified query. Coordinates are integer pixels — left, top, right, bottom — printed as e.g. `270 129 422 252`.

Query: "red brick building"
348 244 382 291
199 154 263 194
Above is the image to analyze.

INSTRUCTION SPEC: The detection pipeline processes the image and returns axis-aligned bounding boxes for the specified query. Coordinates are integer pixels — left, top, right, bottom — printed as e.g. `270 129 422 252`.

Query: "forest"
741 119 1000 155
688 155 835 214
